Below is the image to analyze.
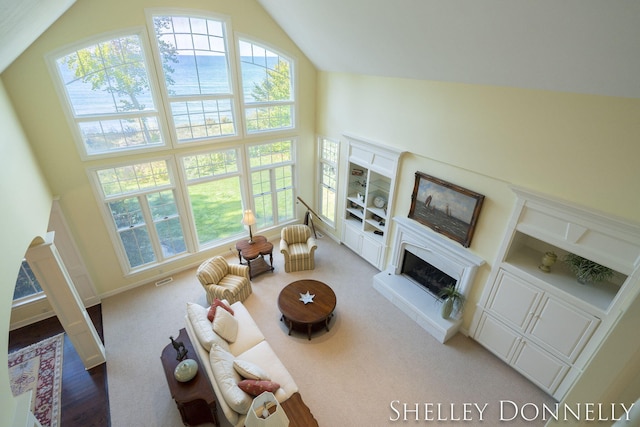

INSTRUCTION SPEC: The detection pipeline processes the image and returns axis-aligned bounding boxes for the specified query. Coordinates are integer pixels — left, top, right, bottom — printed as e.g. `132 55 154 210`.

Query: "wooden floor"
8 305 110 427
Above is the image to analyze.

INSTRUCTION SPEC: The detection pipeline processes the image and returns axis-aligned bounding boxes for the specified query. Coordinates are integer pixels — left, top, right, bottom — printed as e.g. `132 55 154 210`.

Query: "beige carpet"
103 236 554 426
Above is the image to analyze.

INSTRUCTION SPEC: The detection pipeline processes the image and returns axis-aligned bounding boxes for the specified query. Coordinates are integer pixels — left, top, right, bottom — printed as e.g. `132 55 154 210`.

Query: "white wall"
316 71 640 413
0 78 52 427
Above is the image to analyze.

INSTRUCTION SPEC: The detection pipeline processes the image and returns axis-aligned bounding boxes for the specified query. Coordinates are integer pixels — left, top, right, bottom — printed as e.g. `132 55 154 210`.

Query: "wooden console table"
279 392 319 427
160 328 219 426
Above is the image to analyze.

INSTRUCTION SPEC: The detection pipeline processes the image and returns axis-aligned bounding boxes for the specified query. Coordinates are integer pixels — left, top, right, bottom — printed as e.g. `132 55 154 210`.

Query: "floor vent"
155 277 173 287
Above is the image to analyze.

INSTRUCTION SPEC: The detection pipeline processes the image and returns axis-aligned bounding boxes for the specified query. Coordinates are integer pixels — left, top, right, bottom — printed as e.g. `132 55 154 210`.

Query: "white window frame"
146 9 243 147
177 146 246 249
46 27 171 160
245 139 297 229
317 136 340 228
87 156 192 275
236 34 297 136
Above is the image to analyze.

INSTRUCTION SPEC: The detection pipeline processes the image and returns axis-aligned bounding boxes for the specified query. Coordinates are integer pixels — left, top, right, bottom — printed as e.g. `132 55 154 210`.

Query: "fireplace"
401 250 457 298
373 217 484 343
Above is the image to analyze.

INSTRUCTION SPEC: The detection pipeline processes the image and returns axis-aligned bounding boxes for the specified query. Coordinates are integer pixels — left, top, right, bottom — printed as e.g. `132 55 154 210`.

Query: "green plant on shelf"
563 253 613 285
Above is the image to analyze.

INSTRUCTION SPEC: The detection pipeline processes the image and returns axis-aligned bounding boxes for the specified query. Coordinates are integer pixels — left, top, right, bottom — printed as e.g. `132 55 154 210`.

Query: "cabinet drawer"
527 296 600 363
475 313 520 362
487 270 543 332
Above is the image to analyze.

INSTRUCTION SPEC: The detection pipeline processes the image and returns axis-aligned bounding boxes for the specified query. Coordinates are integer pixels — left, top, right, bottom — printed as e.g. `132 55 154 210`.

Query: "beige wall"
1 0 317 298
0 78 53 427
316 71 640 417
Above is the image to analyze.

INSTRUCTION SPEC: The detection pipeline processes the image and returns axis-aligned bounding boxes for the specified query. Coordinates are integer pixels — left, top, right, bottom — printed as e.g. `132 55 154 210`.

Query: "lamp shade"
244 392 289 427
241 210 256 226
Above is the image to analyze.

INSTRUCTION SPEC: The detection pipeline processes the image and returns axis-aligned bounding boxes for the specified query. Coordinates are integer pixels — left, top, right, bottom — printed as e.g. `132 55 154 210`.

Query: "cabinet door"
487 270 543 332
342 222 363 253
527 296 600 363
512 339 569 395
474 313 521 363
361 235 383 268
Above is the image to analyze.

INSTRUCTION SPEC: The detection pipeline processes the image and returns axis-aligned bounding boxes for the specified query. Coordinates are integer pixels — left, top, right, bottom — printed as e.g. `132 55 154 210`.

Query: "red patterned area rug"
8 333 64 427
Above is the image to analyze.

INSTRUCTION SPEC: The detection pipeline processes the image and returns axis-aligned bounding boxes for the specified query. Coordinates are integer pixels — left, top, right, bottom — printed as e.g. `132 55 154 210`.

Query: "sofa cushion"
233 359 270 380
236 340 298 403
238 380 281 396
227 301 265 355
212 308 238 343
208 298 235 321
186 302 230 352
209 344 252 414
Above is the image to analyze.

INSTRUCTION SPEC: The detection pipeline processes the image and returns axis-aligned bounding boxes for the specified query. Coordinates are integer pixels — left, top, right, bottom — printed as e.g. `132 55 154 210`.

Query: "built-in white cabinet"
341 135 404 270
471 187 640 400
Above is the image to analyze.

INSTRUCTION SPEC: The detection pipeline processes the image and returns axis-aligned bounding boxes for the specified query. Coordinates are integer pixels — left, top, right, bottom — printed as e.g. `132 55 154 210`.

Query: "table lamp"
245 392 289 427
241 210 256 244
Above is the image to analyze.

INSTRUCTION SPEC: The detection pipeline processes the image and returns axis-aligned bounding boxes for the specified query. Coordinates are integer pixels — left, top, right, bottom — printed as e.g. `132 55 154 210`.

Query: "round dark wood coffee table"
278 280 336 340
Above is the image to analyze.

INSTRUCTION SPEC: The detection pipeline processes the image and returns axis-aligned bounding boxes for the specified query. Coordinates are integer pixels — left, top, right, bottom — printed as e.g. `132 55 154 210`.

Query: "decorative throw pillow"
233 359 270 380
212 307 238 343
237 379 281 396
207 298 235 321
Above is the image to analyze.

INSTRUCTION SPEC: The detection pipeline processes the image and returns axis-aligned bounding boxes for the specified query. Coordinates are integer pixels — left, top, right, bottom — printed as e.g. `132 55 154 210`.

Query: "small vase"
538 251 557 273
441 298 454 319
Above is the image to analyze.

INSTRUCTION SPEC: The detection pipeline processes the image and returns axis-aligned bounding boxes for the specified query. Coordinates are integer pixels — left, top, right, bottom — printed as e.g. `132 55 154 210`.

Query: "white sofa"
184 301 299 427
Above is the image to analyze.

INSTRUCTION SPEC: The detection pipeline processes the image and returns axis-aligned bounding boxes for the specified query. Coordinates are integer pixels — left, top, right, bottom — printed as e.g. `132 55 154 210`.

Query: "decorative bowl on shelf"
174 358 198 382
373 196 386 208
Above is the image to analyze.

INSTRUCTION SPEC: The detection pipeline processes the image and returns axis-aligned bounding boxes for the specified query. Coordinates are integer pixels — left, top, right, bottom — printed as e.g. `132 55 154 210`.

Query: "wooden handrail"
296 197 325 224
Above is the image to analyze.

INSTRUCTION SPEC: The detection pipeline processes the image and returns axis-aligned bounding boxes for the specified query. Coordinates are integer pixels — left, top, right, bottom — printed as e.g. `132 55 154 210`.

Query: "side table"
160 328 219 426
235 235 274 279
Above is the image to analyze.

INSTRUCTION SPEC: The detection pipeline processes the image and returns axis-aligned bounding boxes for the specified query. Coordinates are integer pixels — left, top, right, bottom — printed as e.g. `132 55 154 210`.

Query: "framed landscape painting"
408 172 485 247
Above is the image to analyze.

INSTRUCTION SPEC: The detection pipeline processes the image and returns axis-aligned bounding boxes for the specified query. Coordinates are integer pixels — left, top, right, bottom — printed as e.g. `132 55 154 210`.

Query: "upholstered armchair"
196 256 252 305
280 224 318 272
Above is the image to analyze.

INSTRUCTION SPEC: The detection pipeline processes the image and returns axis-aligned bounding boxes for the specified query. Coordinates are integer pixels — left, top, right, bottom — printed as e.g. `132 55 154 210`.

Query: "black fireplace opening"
401 250 457 298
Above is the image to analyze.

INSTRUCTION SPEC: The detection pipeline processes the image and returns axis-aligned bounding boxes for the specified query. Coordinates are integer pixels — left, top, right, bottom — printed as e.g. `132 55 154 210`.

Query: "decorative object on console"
538 251 558 272
408 171 484 248
174 358 198 382
170 335 188 361
299 291 315 304
563 253 613 284
245 392 290 427
438 285 465 319
242 210 257 244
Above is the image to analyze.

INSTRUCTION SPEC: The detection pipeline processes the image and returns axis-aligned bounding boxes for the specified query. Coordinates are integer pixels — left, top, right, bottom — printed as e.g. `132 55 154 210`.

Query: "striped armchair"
196 256 252 305
280 224 318 272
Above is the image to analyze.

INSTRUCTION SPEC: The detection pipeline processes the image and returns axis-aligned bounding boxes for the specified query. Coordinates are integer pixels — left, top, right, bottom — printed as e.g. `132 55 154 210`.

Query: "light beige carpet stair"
103 236 554 426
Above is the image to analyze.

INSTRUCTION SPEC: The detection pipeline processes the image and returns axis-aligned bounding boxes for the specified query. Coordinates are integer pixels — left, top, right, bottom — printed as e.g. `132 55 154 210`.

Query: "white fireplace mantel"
373 217 485 342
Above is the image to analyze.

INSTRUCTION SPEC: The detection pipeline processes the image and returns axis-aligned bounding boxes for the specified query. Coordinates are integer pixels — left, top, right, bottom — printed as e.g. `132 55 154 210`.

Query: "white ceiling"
256 0 640 98
1 0 638 98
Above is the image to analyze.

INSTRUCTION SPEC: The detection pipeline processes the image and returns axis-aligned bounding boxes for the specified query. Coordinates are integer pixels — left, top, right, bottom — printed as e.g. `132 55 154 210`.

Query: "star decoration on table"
299 291 315 304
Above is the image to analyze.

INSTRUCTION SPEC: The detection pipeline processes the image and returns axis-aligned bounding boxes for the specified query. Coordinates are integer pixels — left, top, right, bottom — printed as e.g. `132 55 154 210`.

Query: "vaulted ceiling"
256 0 640 98
1 0 639 98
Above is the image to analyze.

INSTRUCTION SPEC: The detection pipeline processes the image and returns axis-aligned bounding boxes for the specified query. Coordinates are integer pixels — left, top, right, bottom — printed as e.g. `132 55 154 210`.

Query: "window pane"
248 141 292 168
154 16 231 95
120 226 155 268
56 36 154 115
187 177 243 245
147 190 186 257
183 149 238 181
13 261 43 300
171 99 235 141
239 41 292 103
79 117 162 154
109 197 145 229
277 187 294 222
245 105 293 133
253 193 273 229
321 186 337 222
97 161 170 197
